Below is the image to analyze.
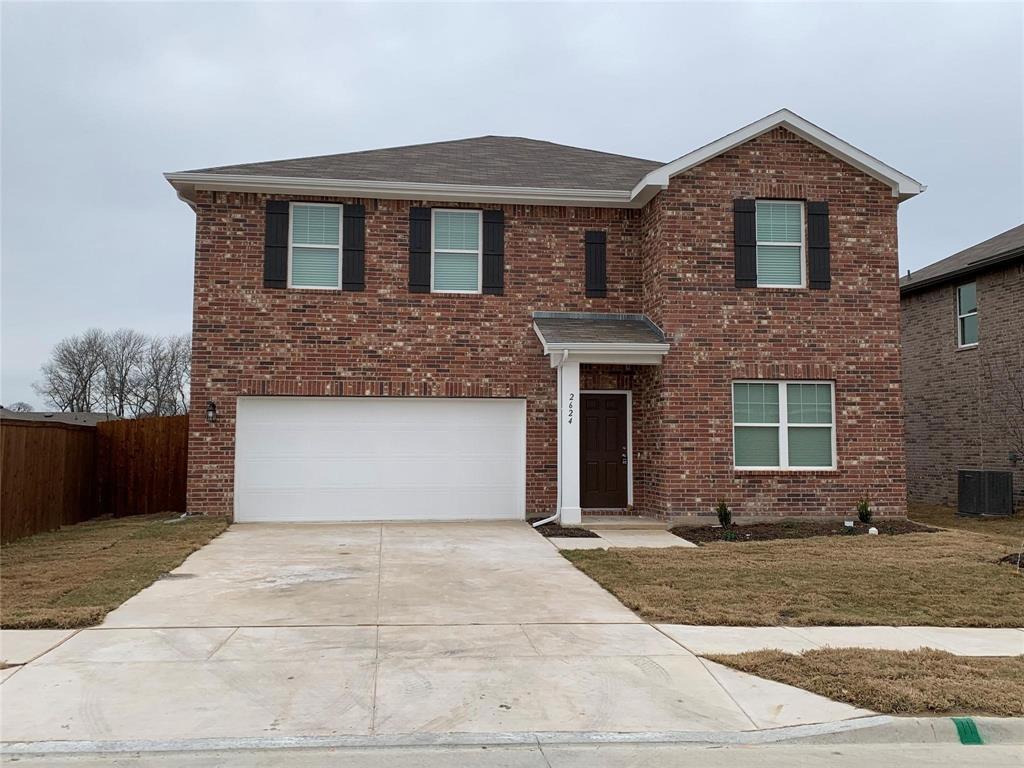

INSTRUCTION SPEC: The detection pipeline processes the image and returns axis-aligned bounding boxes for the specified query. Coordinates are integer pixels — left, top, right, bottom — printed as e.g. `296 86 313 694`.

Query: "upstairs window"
432 210 482 293
733 381 835 469
290 203 341 289
957 282 978 347
755 201 804 288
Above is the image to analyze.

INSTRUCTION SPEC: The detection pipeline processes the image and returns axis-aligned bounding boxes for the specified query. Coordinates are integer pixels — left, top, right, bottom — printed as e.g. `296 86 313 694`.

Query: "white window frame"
288 202 343 290
755 200 806 289
732 380 837 471
956 282 978 349
431 208 483 294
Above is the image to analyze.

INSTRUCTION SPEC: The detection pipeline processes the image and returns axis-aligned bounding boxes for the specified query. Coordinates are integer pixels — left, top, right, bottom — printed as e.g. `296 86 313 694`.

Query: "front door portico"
532 311 670 526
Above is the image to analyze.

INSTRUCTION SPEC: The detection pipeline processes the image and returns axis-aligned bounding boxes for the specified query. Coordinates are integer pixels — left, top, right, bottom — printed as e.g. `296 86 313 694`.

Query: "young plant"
716 500 732 529
856 498 873 525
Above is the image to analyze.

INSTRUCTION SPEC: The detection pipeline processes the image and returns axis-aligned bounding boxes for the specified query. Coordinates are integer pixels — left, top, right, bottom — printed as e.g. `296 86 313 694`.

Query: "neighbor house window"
432 209 482 293
290 203 342 289
957 282 978 347
755 200 804 287
733 381 835 469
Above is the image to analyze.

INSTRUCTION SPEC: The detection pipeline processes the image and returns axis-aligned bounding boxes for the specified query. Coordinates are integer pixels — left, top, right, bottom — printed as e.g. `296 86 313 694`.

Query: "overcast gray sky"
2 2 1022 408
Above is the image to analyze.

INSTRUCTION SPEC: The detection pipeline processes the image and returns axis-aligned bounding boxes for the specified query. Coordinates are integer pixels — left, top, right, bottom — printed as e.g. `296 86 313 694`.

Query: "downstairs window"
733 381 835 469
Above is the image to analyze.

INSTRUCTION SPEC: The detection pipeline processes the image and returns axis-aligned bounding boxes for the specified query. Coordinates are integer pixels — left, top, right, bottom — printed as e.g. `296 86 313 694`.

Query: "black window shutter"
342 204 365 291
482 210 505 295
409 207 431 293
733 199 757 288
585 230 607 298
264 200 289 288
807 201 831 290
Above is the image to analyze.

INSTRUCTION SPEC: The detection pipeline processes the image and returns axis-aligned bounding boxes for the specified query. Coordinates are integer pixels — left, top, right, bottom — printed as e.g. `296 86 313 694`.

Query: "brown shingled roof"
901 222 1024 294
532 312 666 346
181 136 663 193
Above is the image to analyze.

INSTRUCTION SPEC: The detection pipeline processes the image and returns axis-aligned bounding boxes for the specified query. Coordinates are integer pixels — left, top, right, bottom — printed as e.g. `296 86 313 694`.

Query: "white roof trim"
166 110 924 209
631 108 925 201
164 172 636 209
533 323 670 367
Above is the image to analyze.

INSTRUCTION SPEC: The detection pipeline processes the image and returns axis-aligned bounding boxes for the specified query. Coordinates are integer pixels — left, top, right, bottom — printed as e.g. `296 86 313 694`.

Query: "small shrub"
857 498 873 524
716 500 732 529
722 530 738 541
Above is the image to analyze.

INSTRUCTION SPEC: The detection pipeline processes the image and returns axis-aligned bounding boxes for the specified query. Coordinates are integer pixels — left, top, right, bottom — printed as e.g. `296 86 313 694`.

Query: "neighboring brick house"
166 109 924 524
901 223 1024 511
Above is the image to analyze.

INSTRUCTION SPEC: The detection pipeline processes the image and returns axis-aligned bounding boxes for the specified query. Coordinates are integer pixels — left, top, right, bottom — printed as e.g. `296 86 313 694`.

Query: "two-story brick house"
901 223 1024 512
167 109 923 525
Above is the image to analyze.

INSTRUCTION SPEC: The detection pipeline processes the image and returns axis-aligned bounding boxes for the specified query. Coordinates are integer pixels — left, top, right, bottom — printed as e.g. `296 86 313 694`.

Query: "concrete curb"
789 716 1024 745
4 715 1021 755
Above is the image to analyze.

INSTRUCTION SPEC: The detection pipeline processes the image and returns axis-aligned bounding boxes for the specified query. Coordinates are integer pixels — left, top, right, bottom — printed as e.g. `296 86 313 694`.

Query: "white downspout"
532 349 569 528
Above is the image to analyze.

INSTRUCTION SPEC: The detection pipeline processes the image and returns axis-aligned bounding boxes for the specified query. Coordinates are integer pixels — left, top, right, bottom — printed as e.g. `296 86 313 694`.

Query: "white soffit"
631 108 926 202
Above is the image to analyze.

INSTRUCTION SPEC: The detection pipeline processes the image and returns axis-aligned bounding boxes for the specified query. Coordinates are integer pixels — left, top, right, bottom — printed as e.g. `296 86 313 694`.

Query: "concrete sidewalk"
656 624 1024 656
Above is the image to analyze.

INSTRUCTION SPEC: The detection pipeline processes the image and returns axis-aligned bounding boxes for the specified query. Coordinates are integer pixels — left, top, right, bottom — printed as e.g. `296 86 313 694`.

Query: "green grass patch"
564 530 1022 626
1 514 228 628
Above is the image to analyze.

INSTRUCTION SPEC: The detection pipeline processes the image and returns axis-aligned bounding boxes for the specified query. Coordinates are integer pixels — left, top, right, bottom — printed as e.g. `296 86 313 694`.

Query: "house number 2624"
567 392 575 424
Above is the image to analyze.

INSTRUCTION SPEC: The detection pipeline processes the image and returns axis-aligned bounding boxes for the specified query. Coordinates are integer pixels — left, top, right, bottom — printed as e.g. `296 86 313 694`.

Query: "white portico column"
559 358 582 525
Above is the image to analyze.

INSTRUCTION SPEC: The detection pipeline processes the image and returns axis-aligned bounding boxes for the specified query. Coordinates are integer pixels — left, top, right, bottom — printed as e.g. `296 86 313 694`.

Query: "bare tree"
101 328 147 417
33 329 190 416
983 348 1024 462
131 335 191 416
6 402 34 412
33 329 107 412
166 334 191 414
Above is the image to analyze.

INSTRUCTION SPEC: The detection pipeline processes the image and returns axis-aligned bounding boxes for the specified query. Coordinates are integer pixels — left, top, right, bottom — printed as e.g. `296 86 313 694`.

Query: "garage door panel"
237 457 519 492
234 397 526 522
237 429 520 459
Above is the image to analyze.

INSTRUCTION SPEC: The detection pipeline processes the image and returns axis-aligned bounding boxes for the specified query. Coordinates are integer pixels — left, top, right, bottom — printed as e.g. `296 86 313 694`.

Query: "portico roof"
532 311 669 366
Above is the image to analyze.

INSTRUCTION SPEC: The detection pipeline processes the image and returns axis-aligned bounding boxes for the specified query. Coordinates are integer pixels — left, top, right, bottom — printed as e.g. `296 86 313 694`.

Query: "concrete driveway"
0 522 868 745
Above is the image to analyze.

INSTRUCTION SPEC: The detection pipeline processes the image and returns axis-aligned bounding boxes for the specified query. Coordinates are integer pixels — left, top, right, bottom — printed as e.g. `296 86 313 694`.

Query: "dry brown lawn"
563 531 1023 626
706 648 1024 717
909 503 1024 549
1 514 228 629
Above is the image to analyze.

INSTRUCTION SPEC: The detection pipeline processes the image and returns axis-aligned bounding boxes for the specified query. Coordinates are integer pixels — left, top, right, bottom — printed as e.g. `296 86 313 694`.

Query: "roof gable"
631 109 925 202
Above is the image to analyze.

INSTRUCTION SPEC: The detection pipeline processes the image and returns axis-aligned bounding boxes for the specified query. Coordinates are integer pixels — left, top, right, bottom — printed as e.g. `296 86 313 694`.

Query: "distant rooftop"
901 222 1024 294
0 407 118 426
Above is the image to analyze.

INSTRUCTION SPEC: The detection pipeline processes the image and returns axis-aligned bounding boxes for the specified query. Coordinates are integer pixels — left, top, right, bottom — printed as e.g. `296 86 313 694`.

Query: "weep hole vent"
957 470 1014 517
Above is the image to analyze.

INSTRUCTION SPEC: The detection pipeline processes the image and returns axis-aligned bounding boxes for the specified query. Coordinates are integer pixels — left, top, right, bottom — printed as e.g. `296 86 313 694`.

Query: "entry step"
581 515 667 530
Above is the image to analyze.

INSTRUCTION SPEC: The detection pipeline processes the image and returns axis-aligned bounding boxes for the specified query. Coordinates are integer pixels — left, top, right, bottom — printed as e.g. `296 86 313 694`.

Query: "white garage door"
234 397 526 522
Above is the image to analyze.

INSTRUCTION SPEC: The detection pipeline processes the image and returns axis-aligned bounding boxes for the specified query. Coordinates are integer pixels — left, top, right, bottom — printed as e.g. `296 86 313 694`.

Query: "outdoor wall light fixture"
206 401 217 424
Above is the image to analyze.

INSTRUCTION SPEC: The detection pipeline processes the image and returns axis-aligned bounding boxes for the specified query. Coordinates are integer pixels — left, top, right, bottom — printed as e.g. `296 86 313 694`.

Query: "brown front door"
580 393 628 508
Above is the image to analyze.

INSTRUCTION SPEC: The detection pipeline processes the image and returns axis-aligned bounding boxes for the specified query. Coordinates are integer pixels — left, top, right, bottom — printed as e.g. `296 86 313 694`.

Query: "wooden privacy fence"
0 415 188 544
97 416 189 520
0 420 97 543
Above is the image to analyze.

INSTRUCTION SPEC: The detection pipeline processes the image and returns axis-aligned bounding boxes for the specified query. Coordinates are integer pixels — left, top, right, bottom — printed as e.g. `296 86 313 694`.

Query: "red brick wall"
638 127 906 520
188 194 643 516
901 260 1024 509
188 126 908 521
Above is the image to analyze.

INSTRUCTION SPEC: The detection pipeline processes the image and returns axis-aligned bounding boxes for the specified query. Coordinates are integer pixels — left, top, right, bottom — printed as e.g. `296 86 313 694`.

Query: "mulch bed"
999 552 1023 568
671 519 938 545
527 517 600 538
